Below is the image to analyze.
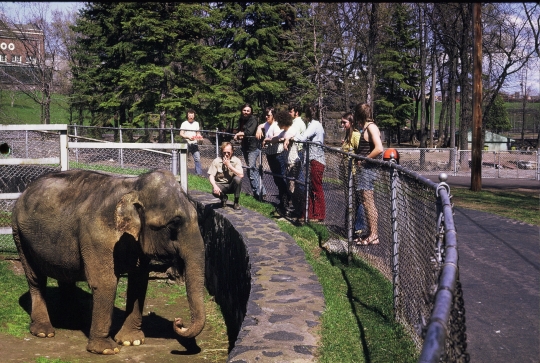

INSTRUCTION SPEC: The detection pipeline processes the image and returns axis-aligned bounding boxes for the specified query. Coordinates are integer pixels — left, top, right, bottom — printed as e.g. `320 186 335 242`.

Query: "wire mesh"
0 126 476 362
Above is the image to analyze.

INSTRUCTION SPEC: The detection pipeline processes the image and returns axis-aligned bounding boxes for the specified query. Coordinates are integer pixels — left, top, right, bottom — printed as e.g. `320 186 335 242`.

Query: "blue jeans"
243 149 266 198
354 201 367 232
188 143 202 176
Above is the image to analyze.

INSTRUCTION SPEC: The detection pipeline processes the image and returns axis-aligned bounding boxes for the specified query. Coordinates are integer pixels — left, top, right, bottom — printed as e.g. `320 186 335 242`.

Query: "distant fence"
0 125 471 362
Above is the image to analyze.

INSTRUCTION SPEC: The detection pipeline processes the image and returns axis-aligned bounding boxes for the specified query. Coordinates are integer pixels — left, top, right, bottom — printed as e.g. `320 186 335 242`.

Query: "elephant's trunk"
173 233 205 338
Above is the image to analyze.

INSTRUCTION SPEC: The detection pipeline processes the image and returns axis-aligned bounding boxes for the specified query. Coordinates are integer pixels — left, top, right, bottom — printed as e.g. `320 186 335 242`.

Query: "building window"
12 55 21 63
26 55 36 64
0 54 6 62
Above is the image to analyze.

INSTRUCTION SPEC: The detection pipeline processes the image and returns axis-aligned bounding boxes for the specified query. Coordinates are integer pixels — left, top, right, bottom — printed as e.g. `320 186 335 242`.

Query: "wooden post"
471 3 482 191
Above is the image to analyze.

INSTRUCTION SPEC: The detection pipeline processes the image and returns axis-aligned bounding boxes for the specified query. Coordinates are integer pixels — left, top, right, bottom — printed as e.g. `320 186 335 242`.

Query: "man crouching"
208 142 244 210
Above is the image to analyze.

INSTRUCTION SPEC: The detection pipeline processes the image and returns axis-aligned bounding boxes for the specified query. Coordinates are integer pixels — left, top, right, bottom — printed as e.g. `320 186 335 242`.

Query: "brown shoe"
233 203 241 210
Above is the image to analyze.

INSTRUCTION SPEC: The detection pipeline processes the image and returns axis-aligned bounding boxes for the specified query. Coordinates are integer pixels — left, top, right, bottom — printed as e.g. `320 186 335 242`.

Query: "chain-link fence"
395 148 539 180
0 125 470 362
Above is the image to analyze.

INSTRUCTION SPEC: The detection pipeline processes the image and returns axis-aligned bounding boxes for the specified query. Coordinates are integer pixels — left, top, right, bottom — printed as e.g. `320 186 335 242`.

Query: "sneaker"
233 203 241 210
221 194 228 208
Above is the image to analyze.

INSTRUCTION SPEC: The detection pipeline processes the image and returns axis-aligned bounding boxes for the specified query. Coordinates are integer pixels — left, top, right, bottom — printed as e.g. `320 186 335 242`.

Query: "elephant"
11 168 206 354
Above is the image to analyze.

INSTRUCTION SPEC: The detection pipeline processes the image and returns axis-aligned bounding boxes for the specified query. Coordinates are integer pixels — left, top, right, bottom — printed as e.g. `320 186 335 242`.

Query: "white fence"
0 124 188 242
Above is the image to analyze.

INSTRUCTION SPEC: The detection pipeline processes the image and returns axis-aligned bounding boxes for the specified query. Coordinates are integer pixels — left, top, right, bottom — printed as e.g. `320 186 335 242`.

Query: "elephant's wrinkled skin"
11 169 205 354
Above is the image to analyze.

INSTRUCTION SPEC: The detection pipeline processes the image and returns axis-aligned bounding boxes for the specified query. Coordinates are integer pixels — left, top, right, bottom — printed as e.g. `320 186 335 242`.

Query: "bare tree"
0 2 66 124
522 2 540 150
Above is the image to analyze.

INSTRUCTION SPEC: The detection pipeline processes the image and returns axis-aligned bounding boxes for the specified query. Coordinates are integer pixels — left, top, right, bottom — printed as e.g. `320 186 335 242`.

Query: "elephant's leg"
85 276 120 355
17 252 55 337
114 265 149 346
28 274 55 338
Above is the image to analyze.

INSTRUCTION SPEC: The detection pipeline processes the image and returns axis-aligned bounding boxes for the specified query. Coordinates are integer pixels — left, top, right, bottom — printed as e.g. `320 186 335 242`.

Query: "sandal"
355 237 369 246
362 235 379 245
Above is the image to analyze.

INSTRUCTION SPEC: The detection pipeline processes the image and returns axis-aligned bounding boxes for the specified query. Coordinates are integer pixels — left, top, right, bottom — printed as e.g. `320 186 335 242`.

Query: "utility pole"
471 3 482 191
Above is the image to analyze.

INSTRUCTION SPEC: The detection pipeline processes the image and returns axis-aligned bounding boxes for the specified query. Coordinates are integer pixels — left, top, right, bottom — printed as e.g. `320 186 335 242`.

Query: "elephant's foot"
30 321 55 338
114 327 145 347
86 337 121 355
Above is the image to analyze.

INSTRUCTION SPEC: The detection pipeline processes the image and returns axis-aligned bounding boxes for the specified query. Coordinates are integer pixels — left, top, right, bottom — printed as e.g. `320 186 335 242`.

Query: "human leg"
267 153 288 213
358 166 379 245
309 160 325 221
231 176 242 210
190 144 203 176
245 149 265 198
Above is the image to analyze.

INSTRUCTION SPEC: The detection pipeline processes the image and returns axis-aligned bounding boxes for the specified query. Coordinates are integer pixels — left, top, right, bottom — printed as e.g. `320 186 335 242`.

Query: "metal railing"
0 125 472 362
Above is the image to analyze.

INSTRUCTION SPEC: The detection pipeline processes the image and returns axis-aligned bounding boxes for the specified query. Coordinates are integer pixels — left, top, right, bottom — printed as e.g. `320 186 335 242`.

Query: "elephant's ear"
115 192 142 239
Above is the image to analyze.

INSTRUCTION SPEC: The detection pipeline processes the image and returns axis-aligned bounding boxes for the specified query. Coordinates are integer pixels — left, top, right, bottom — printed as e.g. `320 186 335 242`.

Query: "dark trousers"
212 176 242 200
267 153 289 207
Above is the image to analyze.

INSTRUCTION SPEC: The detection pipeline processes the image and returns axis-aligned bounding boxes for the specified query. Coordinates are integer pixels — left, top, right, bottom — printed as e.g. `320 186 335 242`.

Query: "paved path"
454 208 539 362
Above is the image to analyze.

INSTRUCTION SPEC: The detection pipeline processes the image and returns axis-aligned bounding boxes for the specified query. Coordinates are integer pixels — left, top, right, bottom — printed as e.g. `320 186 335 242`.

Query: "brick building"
0 21 45 87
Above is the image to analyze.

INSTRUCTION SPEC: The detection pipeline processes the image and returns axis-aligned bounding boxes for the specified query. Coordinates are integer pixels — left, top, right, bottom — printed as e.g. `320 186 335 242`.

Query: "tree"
374 3 420 146
484 93 510 134
0 2 64 124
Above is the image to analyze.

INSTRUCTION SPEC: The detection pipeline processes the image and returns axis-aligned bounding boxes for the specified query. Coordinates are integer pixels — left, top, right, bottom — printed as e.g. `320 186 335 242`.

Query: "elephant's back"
12 170 132 276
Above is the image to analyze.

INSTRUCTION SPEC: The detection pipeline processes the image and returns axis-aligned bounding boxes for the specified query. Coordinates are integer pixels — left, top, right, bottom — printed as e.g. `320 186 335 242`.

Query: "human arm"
209 174 221 195
223 155 244 178
366 124 383 159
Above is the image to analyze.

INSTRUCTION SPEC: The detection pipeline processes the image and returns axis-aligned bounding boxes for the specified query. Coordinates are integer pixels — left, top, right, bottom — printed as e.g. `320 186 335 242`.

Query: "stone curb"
188 190 326 362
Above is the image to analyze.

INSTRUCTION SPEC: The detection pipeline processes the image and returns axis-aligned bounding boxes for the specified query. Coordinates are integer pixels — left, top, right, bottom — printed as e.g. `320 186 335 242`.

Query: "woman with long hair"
354 103 383 245
340 112 366 242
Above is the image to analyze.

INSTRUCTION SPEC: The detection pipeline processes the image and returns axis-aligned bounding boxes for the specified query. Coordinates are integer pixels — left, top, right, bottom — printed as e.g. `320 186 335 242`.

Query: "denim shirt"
294 120 325 165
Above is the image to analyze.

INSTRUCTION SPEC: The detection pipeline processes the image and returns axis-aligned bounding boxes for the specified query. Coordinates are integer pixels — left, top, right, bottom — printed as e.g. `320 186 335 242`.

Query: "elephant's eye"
167 216 183 230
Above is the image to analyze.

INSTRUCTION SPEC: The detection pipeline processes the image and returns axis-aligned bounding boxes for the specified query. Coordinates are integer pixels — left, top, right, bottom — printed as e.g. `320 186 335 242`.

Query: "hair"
186 109 196 116
304 104 317 121
288 104 300 116
341 111 357 143
353 103 373 126
220 141 234 153
275 109 293 128
241 103 253 114
265 106 275 118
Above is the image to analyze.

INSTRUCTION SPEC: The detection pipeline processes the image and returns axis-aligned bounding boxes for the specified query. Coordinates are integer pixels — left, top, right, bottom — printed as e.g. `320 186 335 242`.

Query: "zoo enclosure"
0 125 470 362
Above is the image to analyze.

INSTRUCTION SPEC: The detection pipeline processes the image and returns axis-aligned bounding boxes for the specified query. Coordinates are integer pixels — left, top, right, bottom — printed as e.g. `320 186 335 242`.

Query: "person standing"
354 103 383 246
286 105 326 222
286 104 306 211
234 103 266 200
255 107 286 215
340 112 367 242
180 109 203 176
208 142 244 210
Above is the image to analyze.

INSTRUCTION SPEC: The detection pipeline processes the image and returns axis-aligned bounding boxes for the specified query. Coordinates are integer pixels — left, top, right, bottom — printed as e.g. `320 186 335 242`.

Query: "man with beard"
234 103 266 200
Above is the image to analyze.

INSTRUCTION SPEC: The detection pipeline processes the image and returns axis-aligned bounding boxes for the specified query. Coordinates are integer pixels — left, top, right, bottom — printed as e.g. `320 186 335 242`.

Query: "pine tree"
373 3 420 144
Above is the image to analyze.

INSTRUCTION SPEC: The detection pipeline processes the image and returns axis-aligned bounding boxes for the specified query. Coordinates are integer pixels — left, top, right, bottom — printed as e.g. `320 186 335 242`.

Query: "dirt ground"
0 260 229 363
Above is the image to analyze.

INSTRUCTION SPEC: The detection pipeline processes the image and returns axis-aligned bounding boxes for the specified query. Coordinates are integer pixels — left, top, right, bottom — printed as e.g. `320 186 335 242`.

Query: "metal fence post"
390 157 400 318
60 128 68 171
25 130 28 158
453 147 457 176
171 149 178 176
215 128 219 158
304 143 310 223
73 125 79 163
537 151 540 181
258 143 264 200
119 125 124 168
347 147 354 262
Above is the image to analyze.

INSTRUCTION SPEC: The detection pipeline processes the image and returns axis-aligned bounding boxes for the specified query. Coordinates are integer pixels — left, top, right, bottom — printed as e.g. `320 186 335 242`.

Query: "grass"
188 174 419 362
0 260 228 363
0 90 72 124
451 187 539 225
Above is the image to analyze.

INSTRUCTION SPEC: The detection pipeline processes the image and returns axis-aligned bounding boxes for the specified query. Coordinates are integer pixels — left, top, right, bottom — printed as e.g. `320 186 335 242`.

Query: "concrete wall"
188 190 325 362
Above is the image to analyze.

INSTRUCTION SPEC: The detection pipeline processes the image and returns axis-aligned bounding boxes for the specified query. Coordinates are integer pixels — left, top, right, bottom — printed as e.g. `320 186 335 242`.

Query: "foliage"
374 3 419 132
484 93 511 133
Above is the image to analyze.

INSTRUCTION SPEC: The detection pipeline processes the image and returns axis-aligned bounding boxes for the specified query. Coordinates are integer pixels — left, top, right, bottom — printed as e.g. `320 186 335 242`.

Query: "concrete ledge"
188 190 325 362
